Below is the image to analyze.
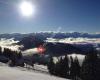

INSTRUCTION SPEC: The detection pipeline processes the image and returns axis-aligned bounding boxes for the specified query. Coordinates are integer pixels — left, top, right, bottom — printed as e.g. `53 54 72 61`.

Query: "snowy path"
0 63 68 80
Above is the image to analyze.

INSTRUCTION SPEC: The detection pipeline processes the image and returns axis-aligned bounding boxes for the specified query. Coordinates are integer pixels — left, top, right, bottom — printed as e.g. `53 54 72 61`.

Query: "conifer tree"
74 56 81 79
47 56 55 75
60 55 69 78
81 49 98 80
70 56 75 79
0 47 2 55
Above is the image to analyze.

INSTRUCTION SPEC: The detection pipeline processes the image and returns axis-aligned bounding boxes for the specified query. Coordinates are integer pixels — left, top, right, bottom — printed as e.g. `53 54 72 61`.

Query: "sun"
19 1 35 17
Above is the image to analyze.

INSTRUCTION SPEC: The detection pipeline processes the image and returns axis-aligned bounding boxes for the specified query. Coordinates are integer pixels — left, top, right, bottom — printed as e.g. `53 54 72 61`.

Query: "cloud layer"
0 38 23 51
46 37 100 44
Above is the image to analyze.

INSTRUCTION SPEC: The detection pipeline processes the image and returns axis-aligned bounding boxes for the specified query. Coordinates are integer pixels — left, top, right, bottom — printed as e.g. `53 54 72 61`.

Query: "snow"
46 37 100 44
0 63 68 80
0 38 23 51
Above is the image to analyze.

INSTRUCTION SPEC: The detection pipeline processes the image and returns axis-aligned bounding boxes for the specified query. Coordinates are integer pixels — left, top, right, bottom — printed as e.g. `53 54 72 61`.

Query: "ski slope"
0 63 68 80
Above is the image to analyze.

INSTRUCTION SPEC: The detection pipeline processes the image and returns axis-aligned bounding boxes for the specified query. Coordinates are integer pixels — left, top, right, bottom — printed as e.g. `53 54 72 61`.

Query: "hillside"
0 63 67 80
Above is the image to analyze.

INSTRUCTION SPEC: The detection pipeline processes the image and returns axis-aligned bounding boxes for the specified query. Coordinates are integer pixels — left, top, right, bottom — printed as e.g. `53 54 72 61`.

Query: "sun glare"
19 1 35 17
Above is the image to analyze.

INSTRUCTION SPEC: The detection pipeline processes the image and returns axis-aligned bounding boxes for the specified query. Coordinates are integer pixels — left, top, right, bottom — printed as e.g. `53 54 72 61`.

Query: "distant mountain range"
0 32 100 50
0 32 100 41
0 32 99 56
43 42 95 56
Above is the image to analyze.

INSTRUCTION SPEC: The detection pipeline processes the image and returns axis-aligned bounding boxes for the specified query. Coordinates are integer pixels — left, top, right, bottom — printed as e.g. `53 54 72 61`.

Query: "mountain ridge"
0 32 100 41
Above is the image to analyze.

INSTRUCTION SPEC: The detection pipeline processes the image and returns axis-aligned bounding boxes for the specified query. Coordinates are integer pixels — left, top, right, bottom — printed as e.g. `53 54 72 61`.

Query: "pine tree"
54 58 62 76
60 55 69 78
53 55 69 78
95 58 100 80
74 56 81 79
0 47 2 55
70 56 81 80
81 49 98 80
0 46 2 56
18 51 22 59
70 56 75 79
47 56 55 75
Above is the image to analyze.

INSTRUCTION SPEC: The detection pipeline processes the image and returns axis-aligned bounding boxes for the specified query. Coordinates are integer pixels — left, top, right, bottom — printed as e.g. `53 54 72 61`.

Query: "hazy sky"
0 0 100 33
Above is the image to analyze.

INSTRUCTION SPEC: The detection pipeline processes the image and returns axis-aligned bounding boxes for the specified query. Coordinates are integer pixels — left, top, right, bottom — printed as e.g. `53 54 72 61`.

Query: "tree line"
47 49 100 80
0 47 24 67
0 46 100 80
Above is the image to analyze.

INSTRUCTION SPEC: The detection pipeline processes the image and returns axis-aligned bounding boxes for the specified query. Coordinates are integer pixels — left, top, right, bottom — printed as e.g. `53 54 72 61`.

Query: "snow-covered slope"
0 63 67 80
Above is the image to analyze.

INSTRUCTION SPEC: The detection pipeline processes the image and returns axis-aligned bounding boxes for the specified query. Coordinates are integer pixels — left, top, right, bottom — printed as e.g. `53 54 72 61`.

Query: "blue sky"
0 0 100 33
